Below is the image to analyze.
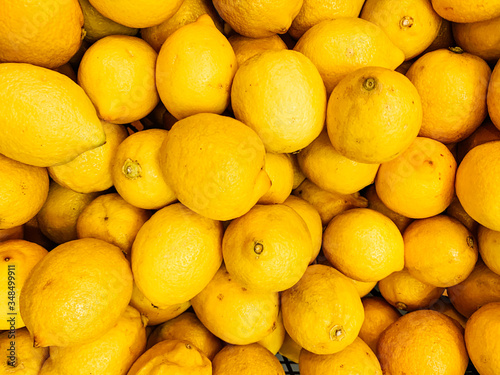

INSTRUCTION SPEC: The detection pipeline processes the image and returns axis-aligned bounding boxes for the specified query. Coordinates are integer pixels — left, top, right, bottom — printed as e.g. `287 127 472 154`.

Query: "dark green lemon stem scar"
363 77 377 91
122 159 142 180
254 242 264 255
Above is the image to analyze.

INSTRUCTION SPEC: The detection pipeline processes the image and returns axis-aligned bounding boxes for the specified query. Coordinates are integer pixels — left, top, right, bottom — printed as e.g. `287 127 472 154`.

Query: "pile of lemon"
1 0 500 374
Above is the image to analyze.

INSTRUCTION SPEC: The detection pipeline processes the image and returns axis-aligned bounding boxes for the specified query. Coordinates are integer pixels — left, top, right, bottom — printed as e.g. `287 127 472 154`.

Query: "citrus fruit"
281 264 364 355
456 119 500 164
322 208 405 282
0 63 105 167
156 15 237 120
478 225 500 276
405 48 491 143
453 16 500 62
375 137 456 219
258 153 294 204
326 66 422 164
431 0 500 23
191 265 280 345
488 60 500 130
430 296 468 329
228 34 287 67
19 238 133 347
293 17 405 94
159 113 270 221
0 328 48 374
257 311 286 355
131 203 223 307
222 204 312 292
231 49 326 154
279 333 302 364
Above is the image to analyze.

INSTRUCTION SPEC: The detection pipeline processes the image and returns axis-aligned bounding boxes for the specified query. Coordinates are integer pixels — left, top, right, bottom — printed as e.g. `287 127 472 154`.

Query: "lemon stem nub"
399 16 414 29
254 242 264 255
396 302 408 310
449 46 464 54
467 236 474 249
122 159 142 180
329 325 345 341
363 78 377 91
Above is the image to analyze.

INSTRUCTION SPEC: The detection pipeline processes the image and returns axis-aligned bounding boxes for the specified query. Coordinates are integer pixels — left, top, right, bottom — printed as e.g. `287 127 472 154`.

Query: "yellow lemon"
0 240 48 329
453 16 500 62
212 0 302 38
228 34 288 68
39 306 146 375
19 238 133 347
127 339 211 375
146 312 223 360
377 310 469 375
430 296 468 329
360 0 442 60
76 193 151 254
141 0 224 52
456 119 500 165
406 48 491 143
49 122 128 193
222 204 312 292
293 18 405 94
0 154 49 230
78 35 159 124
112 128 176 210
36 181 100 244
297 130 380 195
477 225 500 276
78 0 138 43
488 60 500 130
431 0 500 23
281 264 364 355
403 215 478 288
156 15 237 120
0 0 83 68
257 311 286 355
445 195 478 233
282 195 323 263
290 153 307 189
212 343 285 375
378 269 445 312
0 328 48 374
456 141 500 231
258 152 294 204
88 0 184 28
129 283 191 326
191 265 280 345
326 66 422 164
0 63 105 167
132 203 222 307
299 337 382 375
322 208 405 282
375 137 456 219
159 113 270 221
231 49 326 153
293 179 368 225
279 333 302 364
289 0 365 39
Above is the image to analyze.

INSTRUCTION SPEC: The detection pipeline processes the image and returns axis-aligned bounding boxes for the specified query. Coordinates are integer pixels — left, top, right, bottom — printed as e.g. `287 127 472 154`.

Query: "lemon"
127 339 212 375
147 312 223 360
159 113 270 221
39 306 146 375
111 128 177 210
88 0 184 28
228 34 288 67
478 225 500 276
293 18 405 94
76 193 151 254
0 240 48 329
212 343 286 375
488 60 500 130
78 35 159 124
322 208 405 282
0 0 83 69
297 130 380 195
453 16 500 62
289 0 366 39
326 66 422 164
360 0 442 60
141 0 224 52
279 333 302 364
0 328 48 374
212 0 302 38
0 63 105 167
257 311 286 355
222 204 312 292
19 238 133 347
132 203 223 307
290 153 307 189
156 15 237 120
431 0 500 23
78 0 138 43
258 153 294 204
231 49 326 153
375 137 456 219
36 181 100 244
0 154 49 230
49 121 128 193
191 265 280 345
281 264 364 355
